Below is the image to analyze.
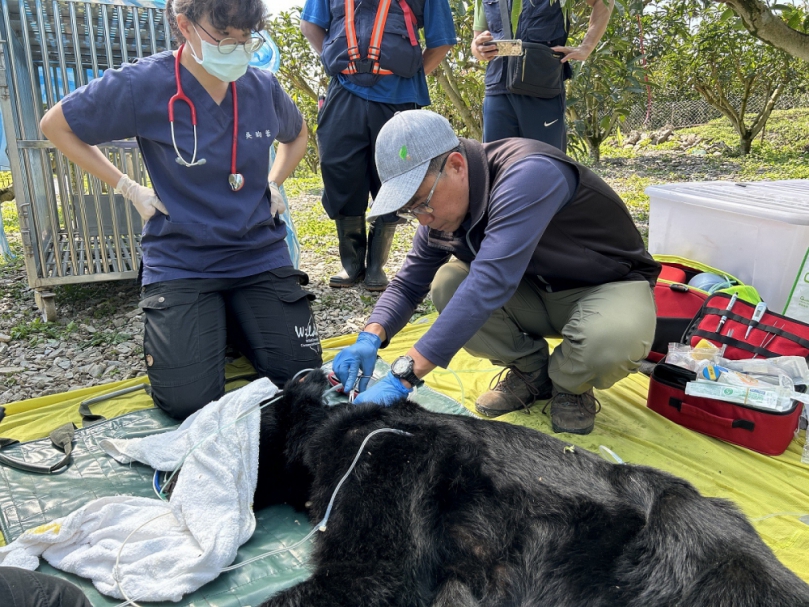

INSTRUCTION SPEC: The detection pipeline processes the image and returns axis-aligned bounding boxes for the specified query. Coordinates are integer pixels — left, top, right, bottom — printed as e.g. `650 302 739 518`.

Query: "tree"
267 8 329 173
718 0 809 63
427 0 485 139
564 1 648 162
665 6 798 154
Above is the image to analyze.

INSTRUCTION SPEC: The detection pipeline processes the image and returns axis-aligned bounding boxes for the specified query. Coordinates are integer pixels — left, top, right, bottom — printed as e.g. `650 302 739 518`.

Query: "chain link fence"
621 92 809 131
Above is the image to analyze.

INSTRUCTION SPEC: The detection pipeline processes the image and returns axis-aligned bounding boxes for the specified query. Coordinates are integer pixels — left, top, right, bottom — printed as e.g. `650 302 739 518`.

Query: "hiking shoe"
544 389 602 435
475 367 553 418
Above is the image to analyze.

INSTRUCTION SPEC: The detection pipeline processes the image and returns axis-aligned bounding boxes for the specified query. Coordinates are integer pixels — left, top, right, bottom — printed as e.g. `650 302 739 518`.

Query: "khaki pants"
431 259 656 394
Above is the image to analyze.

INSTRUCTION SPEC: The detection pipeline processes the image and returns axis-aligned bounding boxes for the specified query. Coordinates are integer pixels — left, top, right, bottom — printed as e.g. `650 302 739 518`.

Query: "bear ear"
282 368 329 403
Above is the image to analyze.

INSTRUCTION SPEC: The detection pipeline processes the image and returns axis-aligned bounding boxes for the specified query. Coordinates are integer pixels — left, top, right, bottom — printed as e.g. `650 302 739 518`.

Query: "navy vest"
481 0 568 93
321 0 426 87
451 138 660 290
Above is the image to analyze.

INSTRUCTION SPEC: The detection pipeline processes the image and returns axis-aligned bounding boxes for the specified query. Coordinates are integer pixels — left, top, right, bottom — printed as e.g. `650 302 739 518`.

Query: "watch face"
391 357 411 375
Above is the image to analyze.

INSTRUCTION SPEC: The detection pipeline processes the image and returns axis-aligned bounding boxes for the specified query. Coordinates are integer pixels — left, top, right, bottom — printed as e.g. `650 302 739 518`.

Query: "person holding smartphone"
470 0 614 150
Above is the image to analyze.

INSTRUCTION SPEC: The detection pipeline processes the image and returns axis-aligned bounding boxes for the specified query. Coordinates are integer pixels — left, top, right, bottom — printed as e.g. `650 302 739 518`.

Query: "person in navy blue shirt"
300 0 456 291
40 0 322 419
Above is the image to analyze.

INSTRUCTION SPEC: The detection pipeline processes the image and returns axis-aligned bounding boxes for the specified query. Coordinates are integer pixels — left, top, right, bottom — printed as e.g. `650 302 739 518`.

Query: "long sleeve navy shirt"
367 154 577 368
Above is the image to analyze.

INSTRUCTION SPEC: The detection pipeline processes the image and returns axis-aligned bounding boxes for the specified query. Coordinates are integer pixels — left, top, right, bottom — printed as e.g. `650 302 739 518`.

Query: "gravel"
0 143 744 404
0 194 427 404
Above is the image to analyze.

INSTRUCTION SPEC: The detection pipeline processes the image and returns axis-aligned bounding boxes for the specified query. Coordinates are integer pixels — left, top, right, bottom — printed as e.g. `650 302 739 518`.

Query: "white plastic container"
646 180 809 313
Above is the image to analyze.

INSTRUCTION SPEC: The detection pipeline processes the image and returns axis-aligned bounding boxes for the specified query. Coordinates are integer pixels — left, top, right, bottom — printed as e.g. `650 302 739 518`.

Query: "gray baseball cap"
369 110 460 219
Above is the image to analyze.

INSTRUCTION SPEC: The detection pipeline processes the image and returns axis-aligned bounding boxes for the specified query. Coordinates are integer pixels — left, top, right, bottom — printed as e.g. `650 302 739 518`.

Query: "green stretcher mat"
1 314 808 605
0 358 467 606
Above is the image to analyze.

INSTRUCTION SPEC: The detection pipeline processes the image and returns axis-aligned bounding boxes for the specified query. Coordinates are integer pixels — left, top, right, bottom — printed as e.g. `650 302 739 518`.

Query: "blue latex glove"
332 331 381 393
352 371 413 406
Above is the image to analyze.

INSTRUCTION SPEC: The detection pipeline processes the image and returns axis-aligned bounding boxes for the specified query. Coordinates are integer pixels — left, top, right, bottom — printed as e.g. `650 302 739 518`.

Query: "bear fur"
254 369 809 607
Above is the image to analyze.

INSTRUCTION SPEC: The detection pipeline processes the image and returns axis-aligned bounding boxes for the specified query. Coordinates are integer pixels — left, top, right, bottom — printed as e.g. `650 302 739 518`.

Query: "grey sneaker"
544 389 602 435
475 367 553 418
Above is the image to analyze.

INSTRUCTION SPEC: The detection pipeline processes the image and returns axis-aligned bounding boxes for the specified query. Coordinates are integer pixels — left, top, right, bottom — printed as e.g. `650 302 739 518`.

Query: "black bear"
254 369 809 607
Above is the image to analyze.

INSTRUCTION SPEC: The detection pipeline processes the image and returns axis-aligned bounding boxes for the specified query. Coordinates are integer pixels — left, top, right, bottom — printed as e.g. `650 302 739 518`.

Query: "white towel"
0 378 278 602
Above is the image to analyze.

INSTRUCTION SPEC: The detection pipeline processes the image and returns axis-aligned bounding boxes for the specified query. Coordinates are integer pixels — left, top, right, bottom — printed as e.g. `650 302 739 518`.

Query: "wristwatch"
390 355 424 388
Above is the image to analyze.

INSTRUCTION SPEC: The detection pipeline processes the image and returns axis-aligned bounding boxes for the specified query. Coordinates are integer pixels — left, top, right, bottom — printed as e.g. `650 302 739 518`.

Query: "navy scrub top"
61 50 304 285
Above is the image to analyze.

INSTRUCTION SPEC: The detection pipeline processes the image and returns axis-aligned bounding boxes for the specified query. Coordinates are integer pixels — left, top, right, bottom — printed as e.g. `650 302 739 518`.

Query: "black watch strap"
391 356 424 387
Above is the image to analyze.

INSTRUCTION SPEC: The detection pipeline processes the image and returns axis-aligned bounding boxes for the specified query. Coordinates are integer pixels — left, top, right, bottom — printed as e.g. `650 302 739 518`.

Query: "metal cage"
0 0 171 320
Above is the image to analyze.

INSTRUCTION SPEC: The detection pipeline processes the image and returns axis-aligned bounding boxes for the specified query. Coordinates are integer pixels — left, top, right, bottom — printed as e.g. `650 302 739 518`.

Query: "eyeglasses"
397 155 449 219
195 22 265 54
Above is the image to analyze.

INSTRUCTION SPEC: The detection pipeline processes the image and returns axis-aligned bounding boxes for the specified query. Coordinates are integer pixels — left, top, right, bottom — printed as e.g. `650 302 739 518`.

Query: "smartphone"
493 39 523 56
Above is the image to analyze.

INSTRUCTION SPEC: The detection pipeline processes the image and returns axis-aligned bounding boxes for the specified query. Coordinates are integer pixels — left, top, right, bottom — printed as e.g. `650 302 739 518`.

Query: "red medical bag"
648 257 759 363
647 292 809 456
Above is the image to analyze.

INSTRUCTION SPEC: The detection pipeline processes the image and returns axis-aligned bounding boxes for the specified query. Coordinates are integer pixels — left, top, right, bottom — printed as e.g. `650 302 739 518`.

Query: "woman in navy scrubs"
40 0 322 419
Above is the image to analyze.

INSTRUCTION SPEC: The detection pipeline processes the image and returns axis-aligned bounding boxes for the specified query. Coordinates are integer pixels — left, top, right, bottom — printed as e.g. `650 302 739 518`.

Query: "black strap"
698 305 809 351
668 398 754 432
691 329 780 358
500 0 512 38
0 423 76 474
732 419 755 431
79 383 151 424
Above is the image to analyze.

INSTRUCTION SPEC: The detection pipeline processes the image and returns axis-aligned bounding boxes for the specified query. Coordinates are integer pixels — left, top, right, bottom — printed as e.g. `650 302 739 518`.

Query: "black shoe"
364 218 398 291
545 389 602 435
475 367 553 418
330 216 366 288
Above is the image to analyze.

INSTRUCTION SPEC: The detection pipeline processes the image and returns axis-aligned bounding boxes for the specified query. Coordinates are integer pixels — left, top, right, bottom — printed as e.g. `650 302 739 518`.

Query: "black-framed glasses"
397 155 449 219
195 22 265 54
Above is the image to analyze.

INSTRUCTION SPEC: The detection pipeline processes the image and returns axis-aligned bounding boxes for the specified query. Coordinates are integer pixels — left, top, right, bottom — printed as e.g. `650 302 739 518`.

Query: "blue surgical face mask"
189 25 252 82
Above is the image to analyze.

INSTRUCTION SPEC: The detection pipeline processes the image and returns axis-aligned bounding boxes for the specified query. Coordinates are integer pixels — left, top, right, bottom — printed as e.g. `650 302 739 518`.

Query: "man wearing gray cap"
331 110 659 434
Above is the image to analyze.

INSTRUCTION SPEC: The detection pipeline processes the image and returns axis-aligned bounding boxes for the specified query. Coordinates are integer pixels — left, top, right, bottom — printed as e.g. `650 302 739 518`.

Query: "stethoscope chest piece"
172 43 244 192
229 173 245 192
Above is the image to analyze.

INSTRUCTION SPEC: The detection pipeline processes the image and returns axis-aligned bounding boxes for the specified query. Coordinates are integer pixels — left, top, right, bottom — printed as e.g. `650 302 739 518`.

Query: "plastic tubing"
112 427 411 607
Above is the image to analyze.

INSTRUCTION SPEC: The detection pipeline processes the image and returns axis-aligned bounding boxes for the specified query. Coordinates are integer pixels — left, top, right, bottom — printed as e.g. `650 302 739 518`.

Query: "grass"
592 107 809 230
9 318 78 346
1 107 807 318
282 173 325 199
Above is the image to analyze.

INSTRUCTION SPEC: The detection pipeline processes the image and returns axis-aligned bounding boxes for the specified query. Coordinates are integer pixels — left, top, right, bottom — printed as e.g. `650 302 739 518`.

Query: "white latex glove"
269 180 286 215
116 175 168 222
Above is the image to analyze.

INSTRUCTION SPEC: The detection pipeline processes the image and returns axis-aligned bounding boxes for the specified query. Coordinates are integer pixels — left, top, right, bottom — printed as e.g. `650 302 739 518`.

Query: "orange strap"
344 0 361 63
367 0 392 62
341 0 403 76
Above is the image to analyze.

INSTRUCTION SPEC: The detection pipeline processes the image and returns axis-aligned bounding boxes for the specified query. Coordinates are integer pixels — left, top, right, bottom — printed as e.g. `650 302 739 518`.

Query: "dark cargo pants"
140 268 322 419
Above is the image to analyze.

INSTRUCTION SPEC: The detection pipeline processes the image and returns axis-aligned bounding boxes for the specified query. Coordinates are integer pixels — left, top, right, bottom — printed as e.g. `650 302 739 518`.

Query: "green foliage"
668 7 798 154
9 318 78 345
565 2 648 163
268 7 329 173
1 199 19 235
282 174 324 198
84 330 131 349
774 3 809 35
427 0 485 138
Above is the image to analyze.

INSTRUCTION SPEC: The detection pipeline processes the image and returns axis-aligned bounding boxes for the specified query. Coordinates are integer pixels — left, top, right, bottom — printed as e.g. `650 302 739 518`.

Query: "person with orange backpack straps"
300 0 456 291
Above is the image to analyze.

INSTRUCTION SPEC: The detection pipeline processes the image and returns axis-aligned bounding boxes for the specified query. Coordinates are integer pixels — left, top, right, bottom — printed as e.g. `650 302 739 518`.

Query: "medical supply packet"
685 381 795 413
718 356 809 386
665 341 725 373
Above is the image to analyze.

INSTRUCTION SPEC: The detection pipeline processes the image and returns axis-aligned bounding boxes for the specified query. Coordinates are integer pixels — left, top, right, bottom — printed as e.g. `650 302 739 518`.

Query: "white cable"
157 392 285 500
112 426 411 607
113 511 174 607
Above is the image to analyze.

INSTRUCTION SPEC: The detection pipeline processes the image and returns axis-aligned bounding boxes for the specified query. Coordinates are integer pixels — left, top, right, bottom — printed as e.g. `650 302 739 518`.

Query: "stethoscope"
169 43 245 192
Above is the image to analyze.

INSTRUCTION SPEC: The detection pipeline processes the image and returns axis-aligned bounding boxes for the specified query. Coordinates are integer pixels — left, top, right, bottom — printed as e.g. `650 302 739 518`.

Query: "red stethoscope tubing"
169 43 241 188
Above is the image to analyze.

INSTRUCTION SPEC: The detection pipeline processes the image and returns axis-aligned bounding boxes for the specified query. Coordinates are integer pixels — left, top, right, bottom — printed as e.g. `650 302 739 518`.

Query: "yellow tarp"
1 314 807 581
